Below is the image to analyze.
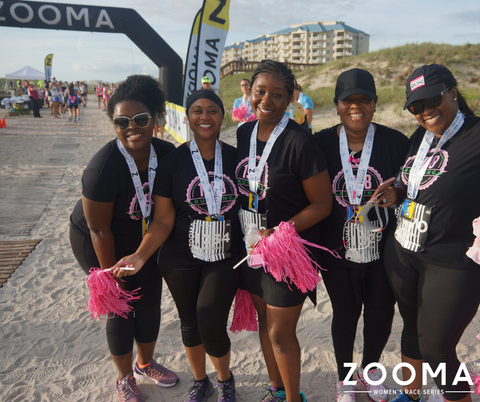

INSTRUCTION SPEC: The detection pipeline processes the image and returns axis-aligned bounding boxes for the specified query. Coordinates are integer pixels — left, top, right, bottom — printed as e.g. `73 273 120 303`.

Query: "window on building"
327 42 330 46
327 34 330 38
326 50 330 54
326 57 330 61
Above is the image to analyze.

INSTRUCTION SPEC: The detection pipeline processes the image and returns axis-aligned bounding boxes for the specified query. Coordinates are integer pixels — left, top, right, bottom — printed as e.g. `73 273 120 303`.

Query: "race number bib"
238 208 267 235
394 199 432 252
343 221 382 263
189 219 231 262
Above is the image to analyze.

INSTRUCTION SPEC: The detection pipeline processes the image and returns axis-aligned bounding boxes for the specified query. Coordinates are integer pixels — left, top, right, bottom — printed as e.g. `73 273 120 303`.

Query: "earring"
454 98 457 101
336 111 339 115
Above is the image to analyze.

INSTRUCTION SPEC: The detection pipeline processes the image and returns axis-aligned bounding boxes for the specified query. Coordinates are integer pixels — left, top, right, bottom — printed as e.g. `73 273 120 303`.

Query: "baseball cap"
404 64 455 109
335 68 377 102
201 76 212 84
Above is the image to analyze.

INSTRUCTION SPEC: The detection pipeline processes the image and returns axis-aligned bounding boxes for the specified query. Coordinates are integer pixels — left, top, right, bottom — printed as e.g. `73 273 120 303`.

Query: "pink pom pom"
230 289 258 333
245 113 257 122
470 371 480 395
86 267 142 321
251 221 340 293
232 104 250 122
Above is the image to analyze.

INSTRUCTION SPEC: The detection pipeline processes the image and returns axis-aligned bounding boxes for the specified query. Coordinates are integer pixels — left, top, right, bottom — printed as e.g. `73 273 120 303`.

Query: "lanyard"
288 103 293 119
407 110 464 199
116 139 157 219
248 114 288 194
190 139 223 216
339 124 375 205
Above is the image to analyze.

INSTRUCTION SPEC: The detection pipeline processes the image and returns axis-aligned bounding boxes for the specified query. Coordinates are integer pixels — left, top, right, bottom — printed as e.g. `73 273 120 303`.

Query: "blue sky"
1 0 479 83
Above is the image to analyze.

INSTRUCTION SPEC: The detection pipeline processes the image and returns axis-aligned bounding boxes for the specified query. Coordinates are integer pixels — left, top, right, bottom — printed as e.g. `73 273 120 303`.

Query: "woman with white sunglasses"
69 74 178 402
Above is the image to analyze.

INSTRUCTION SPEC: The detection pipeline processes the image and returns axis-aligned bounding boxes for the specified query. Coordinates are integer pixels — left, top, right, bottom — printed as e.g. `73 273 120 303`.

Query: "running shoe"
68 116 72 121
134 359 179 387
357 367 388 402
116 372 144 402
390 391 424 402
259 385 286 402
300 391 307 401
217 372 235 401
337 381 356 402
185 376 214 401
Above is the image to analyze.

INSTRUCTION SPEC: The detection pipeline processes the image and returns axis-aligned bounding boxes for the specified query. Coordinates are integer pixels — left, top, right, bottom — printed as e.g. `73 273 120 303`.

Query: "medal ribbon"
116 139 157 219
248 114 288 194
339 124 375 205
407 110 464 199
190 139 223 216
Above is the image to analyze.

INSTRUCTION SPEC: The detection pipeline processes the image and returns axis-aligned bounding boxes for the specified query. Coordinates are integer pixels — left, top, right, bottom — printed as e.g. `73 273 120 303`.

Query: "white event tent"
6 66 45 80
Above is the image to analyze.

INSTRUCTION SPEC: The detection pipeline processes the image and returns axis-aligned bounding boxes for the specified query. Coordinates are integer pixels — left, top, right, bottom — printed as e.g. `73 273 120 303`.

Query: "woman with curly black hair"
69 74 178 402
235 60 332 402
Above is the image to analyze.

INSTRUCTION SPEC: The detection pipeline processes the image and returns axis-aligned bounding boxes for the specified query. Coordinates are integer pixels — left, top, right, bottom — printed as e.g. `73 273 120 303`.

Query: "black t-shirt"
154 142 242 269
70 138 175 255
315 123 409 268
235 119 328 246
396 115 480 269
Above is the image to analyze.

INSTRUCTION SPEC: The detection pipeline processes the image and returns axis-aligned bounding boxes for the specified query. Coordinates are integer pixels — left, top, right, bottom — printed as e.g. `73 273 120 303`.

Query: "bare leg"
112 351 134 380
136 340 156 365
267 303 304 402
251 294 283 388
185 344 207 381
209 349 231 381
401 355 423 399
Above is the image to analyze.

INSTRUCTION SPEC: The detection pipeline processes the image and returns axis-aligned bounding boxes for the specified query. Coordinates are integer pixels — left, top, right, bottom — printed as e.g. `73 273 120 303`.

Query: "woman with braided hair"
235 60 332 402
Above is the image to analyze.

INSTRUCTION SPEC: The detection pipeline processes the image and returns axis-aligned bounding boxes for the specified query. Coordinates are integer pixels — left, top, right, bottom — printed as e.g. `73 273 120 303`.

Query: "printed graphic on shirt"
235 156 269 198
332 166 383 207
186 173 238 215
128 182 153 220
401 149 449 190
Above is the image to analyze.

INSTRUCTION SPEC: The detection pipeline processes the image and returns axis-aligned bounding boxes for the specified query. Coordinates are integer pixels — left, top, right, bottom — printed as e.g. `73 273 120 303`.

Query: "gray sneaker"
134 359 179 387
186 376 214 401
116 372 143 402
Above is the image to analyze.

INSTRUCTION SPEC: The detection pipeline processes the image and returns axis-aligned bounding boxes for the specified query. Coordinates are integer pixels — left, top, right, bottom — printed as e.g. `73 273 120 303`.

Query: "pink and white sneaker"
356 367 388 402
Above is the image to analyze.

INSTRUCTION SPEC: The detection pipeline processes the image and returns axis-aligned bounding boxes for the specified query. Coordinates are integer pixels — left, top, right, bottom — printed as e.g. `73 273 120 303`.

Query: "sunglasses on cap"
407 87 451 115
113 112 152 131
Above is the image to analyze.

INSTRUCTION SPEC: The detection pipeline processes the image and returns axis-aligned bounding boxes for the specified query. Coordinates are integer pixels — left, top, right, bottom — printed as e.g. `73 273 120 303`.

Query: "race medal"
188 219 232 262
343 220 382 263
248 192 258 212
238 208 267 235
394 199 432 252
142 216 152 237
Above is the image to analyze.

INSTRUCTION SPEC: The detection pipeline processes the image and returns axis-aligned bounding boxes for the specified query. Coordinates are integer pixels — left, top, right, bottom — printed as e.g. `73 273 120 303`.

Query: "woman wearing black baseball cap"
385 64 480 402
315 68 409 402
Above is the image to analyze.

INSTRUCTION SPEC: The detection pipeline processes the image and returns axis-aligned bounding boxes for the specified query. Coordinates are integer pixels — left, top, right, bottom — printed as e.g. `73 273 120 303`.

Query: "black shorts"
240 263 309 307
68 104 78 109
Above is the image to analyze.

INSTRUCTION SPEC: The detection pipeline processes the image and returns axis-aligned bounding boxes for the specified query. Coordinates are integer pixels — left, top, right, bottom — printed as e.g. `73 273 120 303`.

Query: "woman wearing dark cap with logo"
314 68 409 402
114 89 242 402
384 64 480 402
69 75 178 402
235 60 332 402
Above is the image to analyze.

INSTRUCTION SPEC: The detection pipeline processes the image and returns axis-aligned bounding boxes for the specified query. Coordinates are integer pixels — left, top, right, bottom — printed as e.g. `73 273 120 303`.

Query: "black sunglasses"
407 87 451 115
113 112 152 131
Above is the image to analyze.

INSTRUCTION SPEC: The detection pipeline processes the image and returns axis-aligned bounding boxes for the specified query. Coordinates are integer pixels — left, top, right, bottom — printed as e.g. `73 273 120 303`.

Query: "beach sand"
1 97 479 401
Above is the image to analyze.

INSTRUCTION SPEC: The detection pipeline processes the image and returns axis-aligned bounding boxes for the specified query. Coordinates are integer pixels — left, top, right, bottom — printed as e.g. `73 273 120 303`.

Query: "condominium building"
222 21 369 65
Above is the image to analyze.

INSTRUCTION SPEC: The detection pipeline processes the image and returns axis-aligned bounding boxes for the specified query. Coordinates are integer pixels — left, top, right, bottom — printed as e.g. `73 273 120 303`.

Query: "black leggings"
384 235 480 400
321 254 395 379
69 226 162 356
160 259 240 358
